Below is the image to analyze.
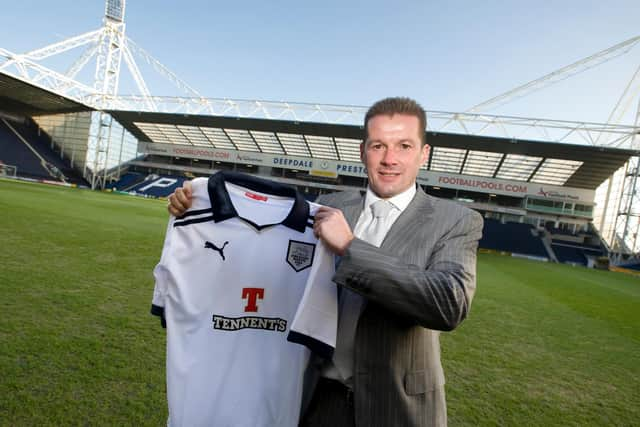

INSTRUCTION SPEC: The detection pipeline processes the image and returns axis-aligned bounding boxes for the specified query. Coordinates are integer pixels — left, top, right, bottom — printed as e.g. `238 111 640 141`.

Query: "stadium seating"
550 237 605 266
619 263 640 271
0 119 87 185
479 218 549 258
102 170 614 267
551 244 588 265
105 172 147 191
0 119 50 179
124 174 188 198
545 224 578 236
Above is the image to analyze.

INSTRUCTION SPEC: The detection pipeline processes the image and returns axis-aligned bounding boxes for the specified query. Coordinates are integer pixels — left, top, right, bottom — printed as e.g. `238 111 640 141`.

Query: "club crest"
286 240 315 272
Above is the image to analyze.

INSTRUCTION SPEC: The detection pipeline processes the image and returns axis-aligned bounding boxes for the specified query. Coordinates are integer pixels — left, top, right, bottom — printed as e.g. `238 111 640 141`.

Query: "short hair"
364 97 427 145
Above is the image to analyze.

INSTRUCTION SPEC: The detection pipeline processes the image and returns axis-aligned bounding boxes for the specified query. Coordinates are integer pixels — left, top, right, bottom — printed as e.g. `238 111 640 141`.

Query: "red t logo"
242 288 264 312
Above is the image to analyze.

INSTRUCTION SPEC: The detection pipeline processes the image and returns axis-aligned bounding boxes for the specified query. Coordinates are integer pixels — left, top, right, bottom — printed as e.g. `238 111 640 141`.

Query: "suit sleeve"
333 209 483 331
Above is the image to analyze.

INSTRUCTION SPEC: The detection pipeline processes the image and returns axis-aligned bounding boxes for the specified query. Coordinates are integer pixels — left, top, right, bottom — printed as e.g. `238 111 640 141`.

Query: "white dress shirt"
323 184 417 386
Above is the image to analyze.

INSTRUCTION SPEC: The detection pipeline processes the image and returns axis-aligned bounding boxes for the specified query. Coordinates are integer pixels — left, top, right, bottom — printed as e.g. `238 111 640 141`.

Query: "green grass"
1 179 639 426
443 253 640 426
0 179 168 426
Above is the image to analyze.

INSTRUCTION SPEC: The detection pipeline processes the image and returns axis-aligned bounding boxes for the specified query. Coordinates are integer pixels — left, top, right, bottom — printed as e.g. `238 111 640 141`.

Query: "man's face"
361 113 429 199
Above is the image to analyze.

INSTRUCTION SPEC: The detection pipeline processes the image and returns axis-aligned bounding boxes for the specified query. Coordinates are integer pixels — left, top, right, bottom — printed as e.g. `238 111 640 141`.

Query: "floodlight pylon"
0 0 206 189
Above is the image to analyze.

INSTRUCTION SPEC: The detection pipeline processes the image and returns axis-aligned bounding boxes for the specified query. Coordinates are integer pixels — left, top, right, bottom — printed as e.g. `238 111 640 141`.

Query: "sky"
1 0 640 125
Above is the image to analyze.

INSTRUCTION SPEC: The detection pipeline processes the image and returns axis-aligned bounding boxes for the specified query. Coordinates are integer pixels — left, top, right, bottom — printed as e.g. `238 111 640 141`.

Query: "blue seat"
479 219 548 258
127 174 188 198
0 119 87 184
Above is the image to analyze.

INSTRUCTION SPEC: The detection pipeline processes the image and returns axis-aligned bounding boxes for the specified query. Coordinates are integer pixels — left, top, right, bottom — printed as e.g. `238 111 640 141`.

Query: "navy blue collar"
207 171 309 233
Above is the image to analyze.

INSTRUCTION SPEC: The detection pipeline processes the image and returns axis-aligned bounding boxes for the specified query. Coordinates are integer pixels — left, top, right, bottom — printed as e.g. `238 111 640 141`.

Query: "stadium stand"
0 119 50 179
537 220 608 266
551 244 588 265
479 218 549 259
550 240 605 266
109 173 188 198
105 171 147 191
105 167 615 266
545 224 579 237
618 263 640 271
107 170 324 202
129 174 187 198
0 118 87 185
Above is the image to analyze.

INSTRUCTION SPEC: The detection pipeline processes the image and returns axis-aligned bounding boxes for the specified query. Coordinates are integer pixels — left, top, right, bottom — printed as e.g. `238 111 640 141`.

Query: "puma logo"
204 241 229 260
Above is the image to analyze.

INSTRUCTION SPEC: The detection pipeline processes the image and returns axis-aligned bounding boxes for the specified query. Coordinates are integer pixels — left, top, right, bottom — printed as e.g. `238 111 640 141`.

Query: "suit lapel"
381 187 435 249
340 194 365 230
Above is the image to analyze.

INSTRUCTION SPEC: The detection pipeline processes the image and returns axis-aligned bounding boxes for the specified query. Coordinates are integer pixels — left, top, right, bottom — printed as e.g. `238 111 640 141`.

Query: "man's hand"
313 206 355 256
167 181 193 216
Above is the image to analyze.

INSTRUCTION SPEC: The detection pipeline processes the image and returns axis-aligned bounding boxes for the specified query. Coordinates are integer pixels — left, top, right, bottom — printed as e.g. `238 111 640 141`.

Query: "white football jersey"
152 172 337 427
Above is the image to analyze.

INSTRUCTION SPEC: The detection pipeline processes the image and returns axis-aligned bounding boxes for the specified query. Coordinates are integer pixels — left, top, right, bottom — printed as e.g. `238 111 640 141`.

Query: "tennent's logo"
242 287 264 312
212 287 286 332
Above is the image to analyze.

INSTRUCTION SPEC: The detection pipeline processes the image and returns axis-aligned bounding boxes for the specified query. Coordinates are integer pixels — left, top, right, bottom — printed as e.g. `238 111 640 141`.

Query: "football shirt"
152 171 337 427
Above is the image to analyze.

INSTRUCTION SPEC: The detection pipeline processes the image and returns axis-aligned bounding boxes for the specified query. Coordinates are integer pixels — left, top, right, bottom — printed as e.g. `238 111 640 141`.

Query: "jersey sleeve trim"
175 207 213 219
151 304 166 328
287 331 333 359
173 215 215 228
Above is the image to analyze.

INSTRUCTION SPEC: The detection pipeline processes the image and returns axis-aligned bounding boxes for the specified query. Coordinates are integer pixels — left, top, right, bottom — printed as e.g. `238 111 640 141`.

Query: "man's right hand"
167 180 193 216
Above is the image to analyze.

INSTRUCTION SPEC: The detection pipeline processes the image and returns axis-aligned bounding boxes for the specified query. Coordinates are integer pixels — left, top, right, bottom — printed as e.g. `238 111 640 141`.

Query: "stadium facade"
1 0 640 260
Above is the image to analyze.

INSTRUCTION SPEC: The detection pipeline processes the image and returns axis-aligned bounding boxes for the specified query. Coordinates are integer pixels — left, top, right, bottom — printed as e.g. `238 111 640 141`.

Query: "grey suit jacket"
305 186 483 427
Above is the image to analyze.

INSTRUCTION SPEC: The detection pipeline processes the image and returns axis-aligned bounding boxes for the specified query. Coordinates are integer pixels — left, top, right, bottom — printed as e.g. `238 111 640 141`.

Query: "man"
168 97 483 427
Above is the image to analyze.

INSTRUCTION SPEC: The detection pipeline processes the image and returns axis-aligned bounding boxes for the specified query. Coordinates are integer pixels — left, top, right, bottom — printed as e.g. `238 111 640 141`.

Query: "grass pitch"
1 179 639 426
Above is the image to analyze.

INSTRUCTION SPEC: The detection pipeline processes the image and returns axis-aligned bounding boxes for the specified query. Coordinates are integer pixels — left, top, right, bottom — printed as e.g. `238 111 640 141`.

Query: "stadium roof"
0 73 92 116
110 110 638 190
0 69 636 191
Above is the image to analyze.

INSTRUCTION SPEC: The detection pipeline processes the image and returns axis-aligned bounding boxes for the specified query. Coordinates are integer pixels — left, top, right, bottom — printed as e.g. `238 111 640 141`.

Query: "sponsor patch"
245 191 268 202
212 315 287 332
286 240 315 272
